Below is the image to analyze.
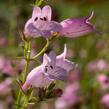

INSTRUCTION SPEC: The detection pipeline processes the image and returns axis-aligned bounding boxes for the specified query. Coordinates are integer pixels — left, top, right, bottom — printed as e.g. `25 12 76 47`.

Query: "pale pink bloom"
55 82 81 109
2 60 15 76
97 59 108 71
101 94 109 108
0 56 15 76
0 78 12 95
97 74 109 90
87 59 109 73
24 5 62 38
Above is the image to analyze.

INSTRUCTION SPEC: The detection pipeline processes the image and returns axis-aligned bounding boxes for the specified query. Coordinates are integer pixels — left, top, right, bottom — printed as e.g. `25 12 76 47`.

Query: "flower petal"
57 44 67 60
42 54 52 66
57 57 78 72
24 22 42 38
32 6 41 22
23 66 53 90
47 66 67 81
56 44 78 72
41 21 62 38
48 51 56 65
60 12 95 38
41 5 52 21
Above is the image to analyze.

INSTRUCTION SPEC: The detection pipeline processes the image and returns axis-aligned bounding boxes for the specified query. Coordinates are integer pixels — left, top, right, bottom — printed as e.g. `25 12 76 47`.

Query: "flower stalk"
16 41 31 109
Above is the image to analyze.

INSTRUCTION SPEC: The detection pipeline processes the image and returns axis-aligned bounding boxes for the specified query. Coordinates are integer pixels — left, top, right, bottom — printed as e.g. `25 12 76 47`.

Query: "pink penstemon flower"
42 44 79 81
60 11 96 37
24 5 97 39
22 44 78 91
24 5 62 38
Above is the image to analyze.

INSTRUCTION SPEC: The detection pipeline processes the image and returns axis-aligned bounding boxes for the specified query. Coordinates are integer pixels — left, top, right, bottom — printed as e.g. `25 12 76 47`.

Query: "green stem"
16 41 31 109
16 90 22 109
32 35 58 60
16 35 58 109
32 38 49 60
35 0 45 6
23 41 31 82
20 36 58 109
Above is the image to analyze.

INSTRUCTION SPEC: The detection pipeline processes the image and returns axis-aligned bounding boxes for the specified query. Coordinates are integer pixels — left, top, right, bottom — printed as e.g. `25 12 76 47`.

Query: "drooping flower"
24 5 97 39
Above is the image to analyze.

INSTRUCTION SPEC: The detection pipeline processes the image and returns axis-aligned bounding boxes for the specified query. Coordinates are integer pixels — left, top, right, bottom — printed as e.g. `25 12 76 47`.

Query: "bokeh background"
0 0 109 109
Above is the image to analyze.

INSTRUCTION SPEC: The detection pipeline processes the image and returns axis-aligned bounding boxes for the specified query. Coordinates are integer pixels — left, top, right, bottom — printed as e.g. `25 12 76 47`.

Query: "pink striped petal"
60 12 95 38
32 6 41 22
41 5 52 21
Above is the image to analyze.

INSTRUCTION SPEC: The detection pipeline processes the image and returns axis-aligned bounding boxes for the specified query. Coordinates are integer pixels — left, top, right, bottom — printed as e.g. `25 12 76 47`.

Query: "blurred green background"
0 0 109 108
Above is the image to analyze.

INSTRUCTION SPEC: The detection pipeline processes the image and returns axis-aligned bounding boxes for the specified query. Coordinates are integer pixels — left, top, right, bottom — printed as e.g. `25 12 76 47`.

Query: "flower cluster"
24 5 96 39
16 4 100 109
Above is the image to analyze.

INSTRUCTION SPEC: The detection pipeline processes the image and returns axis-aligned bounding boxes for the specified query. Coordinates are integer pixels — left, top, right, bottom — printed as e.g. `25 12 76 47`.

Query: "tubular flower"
24 5 97 39
22 44 78 91
22 51 66 91
24 5 62 38
60 11 96 37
